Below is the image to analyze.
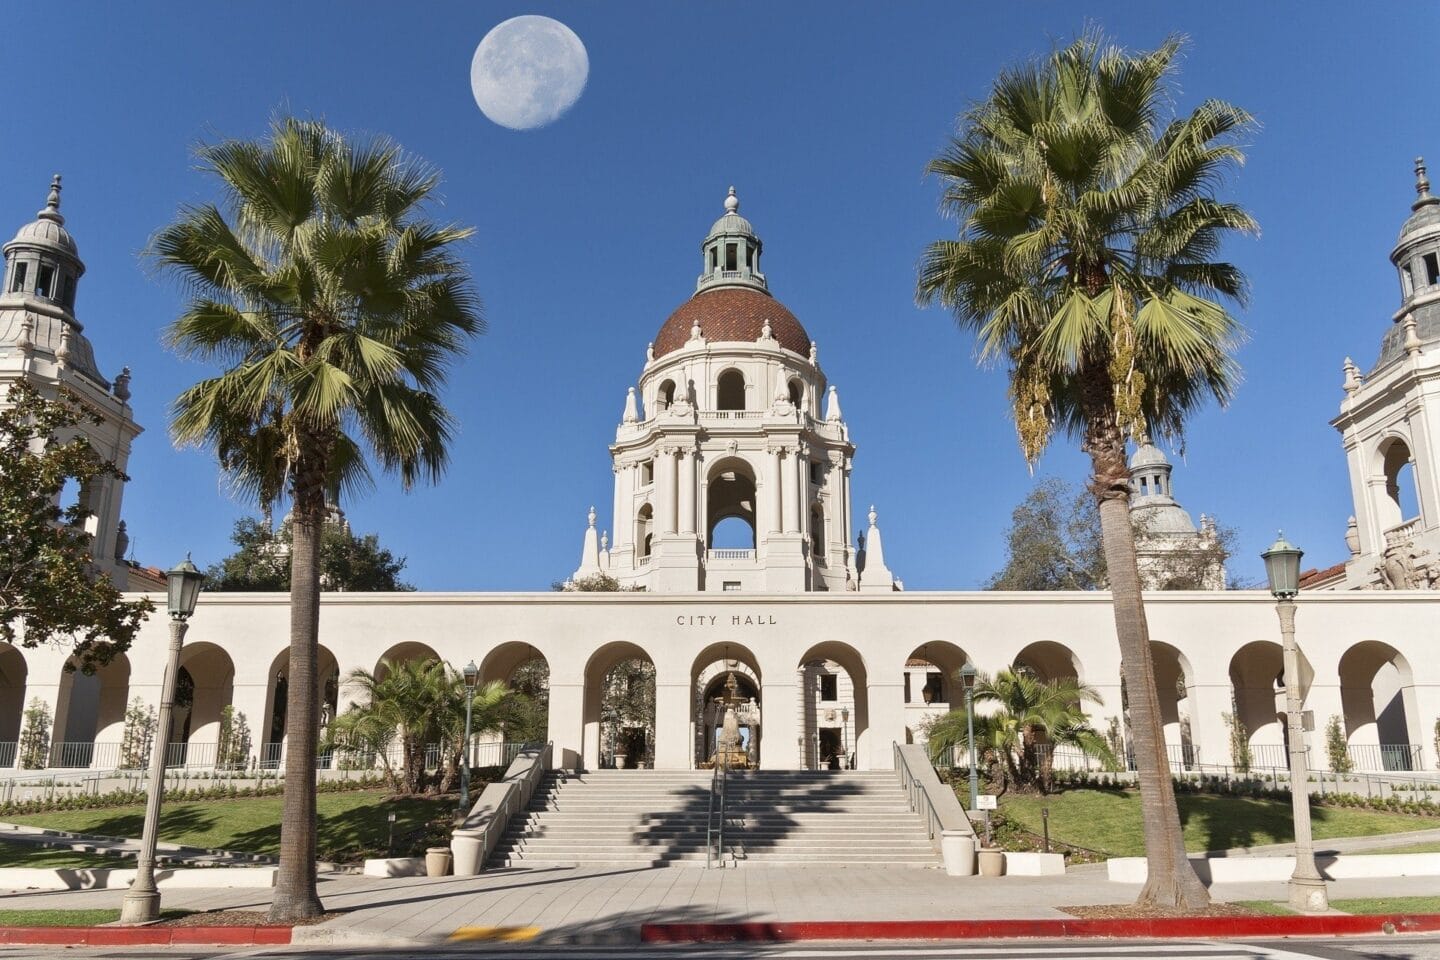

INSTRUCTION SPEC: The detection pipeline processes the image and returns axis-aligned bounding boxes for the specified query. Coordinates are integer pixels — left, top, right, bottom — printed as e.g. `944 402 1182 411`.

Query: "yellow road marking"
449 926 542 942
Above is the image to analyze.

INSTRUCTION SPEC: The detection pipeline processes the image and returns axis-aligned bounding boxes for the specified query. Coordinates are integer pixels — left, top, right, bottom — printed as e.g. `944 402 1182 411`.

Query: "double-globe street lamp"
460 660 480 812
120 556 205 925
1261 533 1329 913
958 662 979 812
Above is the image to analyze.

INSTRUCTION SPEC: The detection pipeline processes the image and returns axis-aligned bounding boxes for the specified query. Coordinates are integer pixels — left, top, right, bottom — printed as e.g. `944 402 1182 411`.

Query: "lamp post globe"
460 660 479 811
1260 533 1328 912
120 555 205 925
959 663 979 813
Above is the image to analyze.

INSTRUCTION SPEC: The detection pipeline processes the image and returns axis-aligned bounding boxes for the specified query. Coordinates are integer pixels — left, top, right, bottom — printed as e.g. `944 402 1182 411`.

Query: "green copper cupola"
697 186 768 294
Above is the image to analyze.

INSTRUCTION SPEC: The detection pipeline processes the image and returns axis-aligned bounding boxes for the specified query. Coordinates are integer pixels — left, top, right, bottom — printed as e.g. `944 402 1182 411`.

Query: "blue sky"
3 3 1432 590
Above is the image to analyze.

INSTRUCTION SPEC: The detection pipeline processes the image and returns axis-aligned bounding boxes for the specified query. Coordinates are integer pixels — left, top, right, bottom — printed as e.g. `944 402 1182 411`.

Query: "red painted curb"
641 914 1440 943
0 926 294 946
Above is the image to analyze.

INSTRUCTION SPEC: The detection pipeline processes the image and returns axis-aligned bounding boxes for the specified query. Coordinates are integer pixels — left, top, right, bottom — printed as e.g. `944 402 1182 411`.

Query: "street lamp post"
1262 533 1329 913
120 556 204 925
460 660 479 812
959 662 978 812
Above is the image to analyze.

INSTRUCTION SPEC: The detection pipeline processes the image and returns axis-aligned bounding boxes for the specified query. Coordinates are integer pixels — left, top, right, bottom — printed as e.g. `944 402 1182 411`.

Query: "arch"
0 643 26 762
716 368 746 411
479 641 550 744
902 641 968 709
798 641 868 770
691 641 763 768
52 654 130 768
787 377 804 412
1228 640 1286 765
657 379 676 411
1013 640 1082 685
636 503 654 560
1151 641 1196 768
373 641 442 682
706 456 758 549
583 641 656 769
1338 640 1421 770
262 644 340 768
1374 435 1421 530
173 642 235 757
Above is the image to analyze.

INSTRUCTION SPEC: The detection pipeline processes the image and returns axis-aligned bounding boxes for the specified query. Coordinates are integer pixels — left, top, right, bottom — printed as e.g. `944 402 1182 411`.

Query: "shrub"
1325 715 1353 774
18 698 51 769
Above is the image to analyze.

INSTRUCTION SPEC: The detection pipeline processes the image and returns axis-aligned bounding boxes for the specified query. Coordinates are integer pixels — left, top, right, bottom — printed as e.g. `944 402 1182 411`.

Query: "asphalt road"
4 936 1440 960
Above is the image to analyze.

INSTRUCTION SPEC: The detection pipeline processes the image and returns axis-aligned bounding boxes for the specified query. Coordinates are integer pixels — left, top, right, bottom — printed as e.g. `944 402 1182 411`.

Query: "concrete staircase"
489 769 940 868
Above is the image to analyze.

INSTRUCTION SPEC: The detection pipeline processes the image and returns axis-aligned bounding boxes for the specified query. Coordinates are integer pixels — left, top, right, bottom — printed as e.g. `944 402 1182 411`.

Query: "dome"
705 186 756 241
1129 443 1170 469
1132 502 1199 535
3 176 79 260
1397 201 1440 244
653 287 809 359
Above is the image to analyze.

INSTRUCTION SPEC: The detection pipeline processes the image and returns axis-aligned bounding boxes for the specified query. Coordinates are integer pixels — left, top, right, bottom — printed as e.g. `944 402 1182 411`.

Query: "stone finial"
600 530 609 552
1415 157 1435 209
16 316 33 352
760 319 774 341
39 174 64 224
113 366 132 402
646 341 655 363
809 340 818 363
1403 313 1423 356
587 505 596 528
113 520 130 563
56 325 72 368
725 186 739 214
1342 357 1361 394
868 504 878 527
689 321 703 342
825 384 842 422
1345 515 1361 557
622 386 638 423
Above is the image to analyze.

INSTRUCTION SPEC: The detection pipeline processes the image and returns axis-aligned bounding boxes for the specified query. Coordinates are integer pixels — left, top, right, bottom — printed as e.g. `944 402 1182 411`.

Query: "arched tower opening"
716 368 746 411
707 458 757 550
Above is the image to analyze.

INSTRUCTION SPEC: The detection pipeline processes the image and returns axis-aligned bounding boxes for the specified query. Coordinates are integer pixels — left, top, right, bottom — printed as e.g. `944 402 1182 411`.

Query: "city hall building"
2 171 1439 777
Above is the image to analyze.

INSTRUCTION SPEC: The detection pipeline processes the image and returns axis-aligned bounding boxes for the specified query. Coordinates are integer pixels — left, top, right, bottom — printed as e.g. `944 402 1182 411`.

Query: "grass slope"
0 909 190 927
0 844 123 869
1000 788 1435 857
8 791 455 863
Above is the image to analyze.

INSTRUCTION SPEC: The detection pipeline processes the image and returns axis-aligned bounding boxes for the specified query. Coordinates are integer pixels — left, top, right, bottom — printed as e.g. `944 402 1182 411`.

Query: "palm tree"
924 668 1115 792
156 118 482 919
917 33 1255 909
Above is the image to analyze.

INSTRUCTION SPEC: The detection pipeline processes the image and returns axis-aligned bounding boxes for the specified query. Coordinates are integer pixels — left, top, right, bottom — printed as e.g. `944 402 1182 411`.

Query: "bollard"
1041 807 1050 853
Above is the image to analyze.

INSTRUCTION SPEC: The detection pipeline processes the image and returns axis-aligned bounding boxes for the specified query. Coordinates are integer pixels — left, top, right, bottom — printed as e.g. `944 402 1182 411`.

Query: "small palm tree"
156 118 482 919
924 668 1114 792
917 32 1254 909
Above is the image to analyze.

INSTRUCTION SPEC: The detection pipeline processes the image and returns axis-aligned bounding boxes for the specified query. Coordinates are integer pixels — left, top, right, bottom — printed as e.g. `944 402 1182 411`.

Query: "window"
819 674 838 701
9 262 26 293
716 369 746 410
1425 253 1440 287
924 672 943 704
809 461 823 485
60 275 76 309
723 581 741 592
725 243 737 271
1402 264 1415 297
641 460 654 485
904 672 912 703
658 380 676 409
35 263 54 300
710 247 718 271
745 245 754 268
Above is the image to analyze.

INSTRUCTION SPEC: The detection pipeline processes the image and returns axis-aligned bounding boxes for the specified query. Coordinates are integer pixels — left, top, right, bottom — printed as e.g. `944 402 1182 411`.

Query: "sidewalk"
4 864 1440 945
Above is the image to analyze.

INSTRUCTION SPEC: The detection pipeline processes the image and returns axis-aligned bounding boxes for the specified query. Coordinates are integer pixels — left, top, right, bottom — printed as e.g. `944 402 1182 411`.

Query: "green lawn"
1344 840 1440 856
0 909 190 927
0 843 126 869
999 788 1437 858
8 791 457 864
1232 900 1295 916
1330 896 1440 915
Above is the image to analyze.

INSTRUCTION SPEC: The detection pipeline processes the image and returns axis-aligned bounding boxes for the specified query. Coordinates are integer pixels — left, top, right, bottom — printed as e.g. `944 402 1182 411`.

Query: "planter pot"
941 831 977 876
451 831 484 876
425 846 452 877
977 847 1006 877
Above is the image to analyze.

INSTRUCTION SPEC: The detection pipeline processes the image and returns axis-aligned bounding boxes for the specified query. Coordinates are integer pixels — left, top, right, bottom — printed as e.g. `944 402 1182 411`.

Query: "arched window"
810 506 825 558
788 378 804 411
1377 438 1421 529
636 504 654 559
716 369 746 411
657 380 676 410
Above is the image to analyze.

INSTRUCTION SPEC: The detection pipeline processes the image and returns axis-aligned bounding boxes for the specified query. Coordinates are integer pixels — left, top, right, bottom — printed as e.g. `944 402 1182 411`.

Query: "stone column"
780 447 799 533
1187 676 1234 768
760 677 800 769
765 445 783 533
654 678 691 770
611 461 628 554
548 679 585 770
678 447 697 536
866 678 906 770
1302 679 1347 772
657 446 678 535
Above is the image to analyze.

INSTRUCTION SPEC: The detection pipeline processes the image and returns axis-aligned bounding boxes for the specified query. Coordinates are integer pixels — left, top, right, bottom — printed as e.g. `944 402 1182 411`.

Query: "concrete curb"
641 914 1440 942
0 926 293 946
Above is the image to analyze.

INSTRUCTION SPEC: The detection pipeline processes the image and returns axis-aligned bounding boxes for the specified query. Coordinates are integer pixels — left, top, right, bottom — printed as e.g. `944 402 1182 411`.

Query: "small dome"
653 287 809 359
706 187 756 241
4 176 79 259
1133 502 1199 536
1129 443 1170 469
1397 157 1440 244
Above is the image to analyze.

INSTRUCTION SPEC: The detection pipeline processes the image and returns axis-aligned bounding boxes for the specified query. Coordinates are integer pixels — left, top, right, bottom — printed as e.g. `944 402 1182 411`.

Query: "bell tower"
1332 158 1440 589
0 176 142 585
572 189 898 593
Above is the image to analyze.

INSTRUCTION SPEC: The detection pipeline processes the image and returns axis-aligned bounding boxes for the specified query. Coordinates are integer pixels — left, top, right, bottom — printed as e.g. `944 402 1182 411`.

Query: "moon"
470 16 589 131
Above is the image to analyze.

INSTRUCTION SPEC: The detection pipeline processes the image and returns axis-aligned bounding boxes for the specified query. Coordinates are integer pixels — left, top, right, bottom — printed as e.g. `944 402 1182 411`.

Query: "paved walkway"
0 822 274 866
3 865 1438 944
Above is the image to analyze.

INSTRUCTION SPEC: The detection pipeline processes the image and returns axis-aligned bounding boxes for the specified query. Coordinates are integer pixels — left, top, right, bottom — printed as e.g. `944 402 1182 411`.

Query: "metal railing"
705 749 730 869
0 742 15 768
1346 743 1422 772
894 742 943 845
48 742 122 769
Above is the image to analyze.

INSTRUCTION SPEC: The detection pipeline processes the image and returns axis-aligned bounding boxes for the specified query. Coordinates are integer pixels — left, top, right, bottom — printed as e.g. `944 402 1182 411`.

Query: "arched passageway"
1228 640 1288 769
583 642 655 769
798 641 868 770
373 641 442 681
1339 640 1421 770
1151 642 1196 769
52 654 130 768
901 641 968 763
707 457 758 551
262 645 340 769
1013 640 1082 685
479 641 550 752
691 642 762 768
0 643 26 767
169 642 235 766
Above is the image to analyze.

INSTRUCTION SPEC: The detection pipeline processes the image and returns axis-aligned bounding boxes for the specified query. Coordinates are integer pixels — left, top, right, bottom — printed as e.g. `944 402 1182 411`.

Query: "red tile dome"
653 287 809 359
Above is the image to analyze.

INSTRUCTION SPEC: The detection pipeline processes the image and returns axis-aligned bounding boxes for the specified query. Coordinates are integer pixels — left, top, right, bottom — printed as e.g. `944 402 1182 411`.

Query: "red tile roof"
1299 561 1347 589
654 287 809 359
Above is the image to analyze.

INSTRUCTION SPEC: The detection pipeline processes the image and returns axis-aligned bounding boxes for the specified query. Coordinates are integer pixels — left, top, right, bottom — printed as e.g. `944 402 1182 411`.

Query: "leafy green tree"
923 667 1114 792
987 478 1104 589
18 698 51 770
120 697 157 770
499 658 549 744
602 658 656 766
205 517 414 591
918 33 1256 908
217 705 254 770
1325 715 1353 775
552 572 644 592
156 118 482 919
0 383 153 670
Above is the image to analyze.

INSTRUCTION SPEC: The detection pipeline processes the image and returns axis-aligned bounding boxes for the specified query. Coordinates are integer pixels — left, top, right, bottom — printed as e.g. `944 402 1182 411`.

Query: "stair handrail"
705 749 731 868
451 741 551 875
894 742 975 854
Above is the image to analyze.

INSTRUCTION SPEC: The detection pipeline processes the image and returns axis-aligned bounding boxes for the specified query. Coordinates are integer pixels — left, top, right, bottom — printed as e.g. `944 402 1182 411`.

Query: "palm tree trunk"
1085 410 1210 910
267 464 326 922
